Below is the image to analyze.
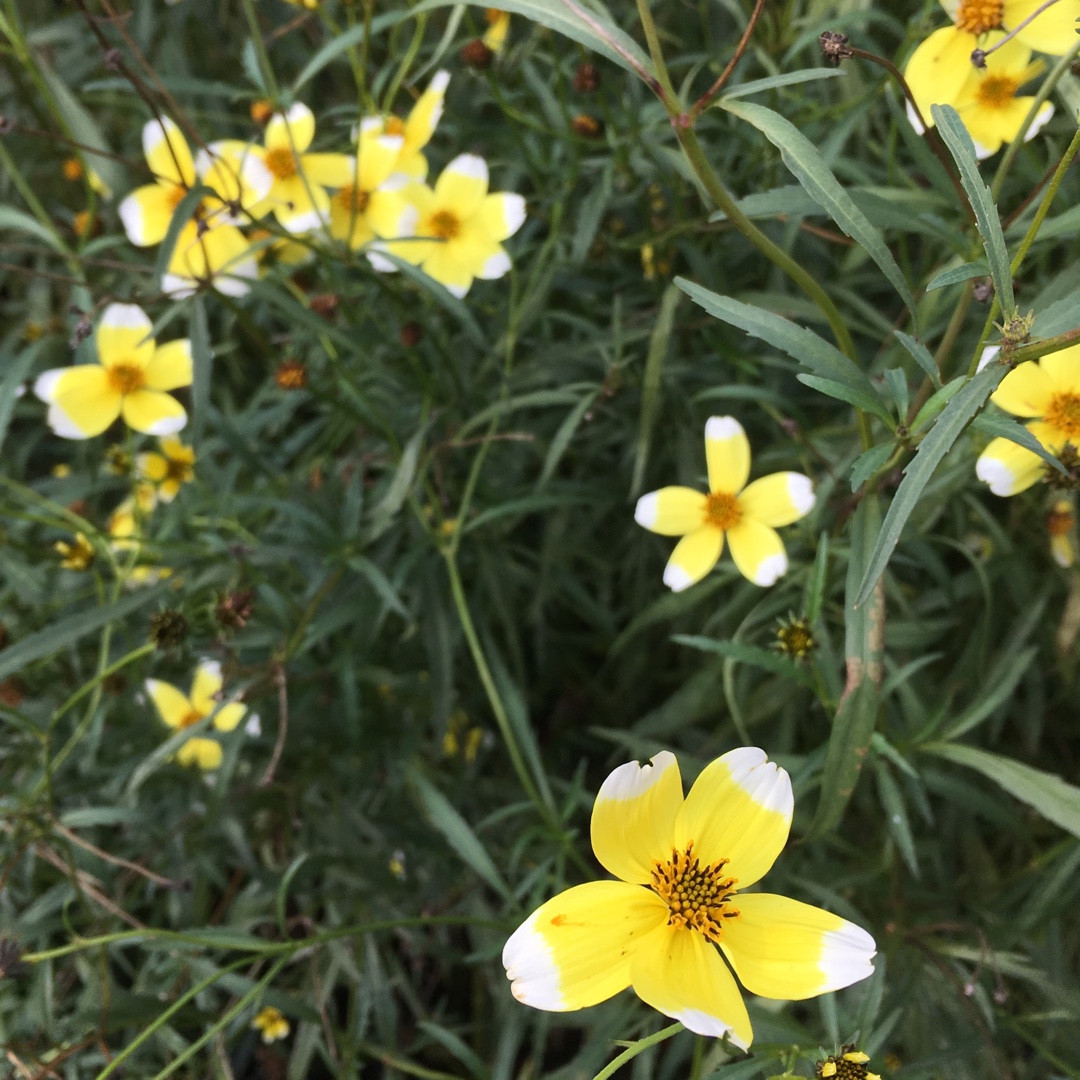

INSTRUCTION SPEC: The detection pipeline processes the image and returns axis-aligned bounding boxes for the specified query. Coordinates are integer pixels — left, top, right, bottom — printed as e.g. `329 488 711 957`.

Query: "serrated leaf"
926 259 989 292
722 100 916 322
672 635 814 687
850 442 895 492
797 374 893 426
894 330 941 388
972 411 1065 474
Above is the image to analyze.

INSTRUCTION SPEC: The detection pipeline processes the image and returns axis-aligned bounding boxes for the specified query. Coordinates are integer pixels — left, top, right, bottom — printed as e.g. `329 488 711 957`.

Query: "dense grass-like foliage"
2 0 1080 1077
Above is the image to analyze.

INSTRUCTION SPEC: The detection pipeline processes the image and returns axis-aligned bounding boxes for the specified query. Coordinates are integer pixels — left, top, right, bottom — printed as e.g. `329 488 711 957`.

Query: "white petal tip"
597 751 677 804
675 1009 750 1048
47 404 92 440
480 250 512 280
705 416 743 441
429 70 451 93
145 414 188 436
977 345 1000 373
751 552 788 586
447 153 488 181
662 563 694 592
722 747 793 817
501 915 564 1010
819 924 877 992
33 369 65 403
500 193 527 236
975 457 1016 497
787 474 815 515
634 492 659 529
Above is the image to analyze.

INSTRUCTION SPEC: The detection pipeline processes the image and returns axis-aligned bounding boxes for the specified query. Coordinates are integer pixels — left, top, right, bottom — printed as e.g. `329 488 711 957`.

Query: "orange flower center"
335 184 370 215
1045 392 1080 441
179 709 203 729
427 209 461 240
265 146 298 180
955 0 1003 33
166 184 187 211
704 491 742 530
976 73 1020 109
106 361 146 396
651 843 739 944
384 116 406 137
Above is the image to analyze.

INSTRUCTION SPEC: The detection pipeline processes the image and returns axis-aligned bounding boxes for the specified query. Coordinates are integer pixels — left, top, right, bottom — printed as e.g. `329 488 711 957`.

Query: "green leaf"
292 11 410 91
0 342 41 457
894 330 941 387
365 428 425 542
855 365 1005 608
189 296 212 447
719 68 846 100
539 389 600 488
675 278 874 395
797 374 894 426
931 104 1015 314
0 204 66 253
972 412 1065 474
407 770 513 900
926 259 989 292
849 442 894 492
807 495 883 838
631 284 680 498
671 635 814 687
940 645 1038 740
923 743 1080 840
722 100 917 322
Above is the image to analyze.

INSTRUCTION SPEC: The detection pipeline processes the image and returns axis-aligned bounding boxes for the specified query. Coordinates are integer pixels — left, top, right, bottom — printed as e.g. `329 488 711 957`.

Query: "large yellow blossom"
119 118 264 297
372 154 525 297
34 304 191 439
938 0 1080 57
905 28 1054 157
503 749 875 1044
359 71 450 182
635 417 815 590
146 659 247 770
977 345 1080 495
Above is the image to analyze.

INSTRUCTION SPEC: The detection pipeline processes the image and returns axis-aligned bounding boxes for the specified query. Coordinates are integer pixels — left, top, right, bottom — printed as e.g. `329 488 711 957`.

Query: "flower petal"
404 70 449 155
146 678 193 729
97 303 155 368
721 894 876 1000
635 487 708 536
992 358 1055 417
630 924 752 1047
213 701 247 733
145 340 193 391
726 518 788 586
177 737 223 769
503 881 667 1011
144 117 195 187
190 659 223 717
662 526 723 592
119 183 181 247
272 176 330 234
975 433 1046 496
435 154 490 219
903 26 977 125
737 473 815 528
674 747 793 889
354 134 406 192
121 390 187 436
705 416 750 494
591 751 683 885
303 151 357 189
1038 343 1080 396
420 244 475 297
266 102 315 155
1008 0 1080 54
50 368 121 438
138 451 168 482
478 193 526 242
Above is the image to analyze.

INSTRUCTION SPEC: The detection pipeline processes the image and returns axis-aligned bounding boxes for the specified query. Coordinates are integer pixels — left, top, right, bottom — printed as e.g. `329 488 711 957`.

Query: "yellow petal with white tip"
266 102 315 155
630 924 752 1047
674 746 793 888
145 340 193 391
720 893 876 999
591 751 683 885
903 26 976 126
991 358 1055 417
177 737 223 770
478 193 526 242
190 659 224 716
213 701 247 733
727 517 788 586
121 390 187 436
662 526 723 592
704 416 750 494
738 472 814 528
49 367 121 438
1039 343 1080 395
404 70 450 155
143 117 195 187
119 183 182 247
97 303 155 368
502 881 667 1011
975 433 1047 496
635 486 707 536
146 678 194 729
435 154 489 219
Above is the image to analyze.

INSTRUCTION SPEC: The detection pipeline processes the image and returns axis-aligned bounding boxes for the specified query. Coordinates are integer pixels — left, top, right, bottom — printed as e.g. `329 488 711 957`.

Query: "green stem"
239 0 280 100
1005 324 1080 366
634 0 679 109
590 1023 685 1080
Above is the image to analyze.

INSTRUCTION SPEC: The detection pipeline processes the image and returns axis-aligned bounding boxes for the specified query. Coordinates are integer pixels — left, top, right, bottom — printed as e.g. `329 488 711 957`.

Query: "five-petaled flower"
252 1005 291 1043
976 345 1080 495
634 416 815 590
359 71 450 183
34 304 192 439
373 153 525 297
146 659 247 770
137 436 196 503
503 748 876 1045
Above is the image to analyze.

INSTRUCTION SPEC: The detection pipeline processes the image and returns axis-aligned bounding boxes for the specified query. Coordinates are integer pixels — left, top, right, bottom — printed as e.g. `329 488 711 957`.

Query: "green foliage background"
2 0 1080 1077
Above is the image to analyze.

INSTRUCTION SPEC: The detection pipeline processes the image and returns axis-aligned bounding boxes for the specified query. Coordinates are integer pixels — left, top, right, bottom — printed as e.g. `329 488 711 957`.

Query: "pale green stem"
239 0 280 100
590 1023 685 1080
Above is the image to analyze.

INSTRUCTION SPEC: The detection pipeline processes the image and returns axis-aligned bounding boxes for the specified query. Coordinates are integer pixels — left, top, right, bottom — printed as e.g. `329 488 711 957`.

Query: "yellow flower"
359 71 450 182
55 532 95 571
635 417 815 591
327 126 414 251
373 154 525 297
244 103 354 234
1047 499 1075 567
137 436 195 503
816 1046 880 1080
503 749 876 1044
938 0 1080 56
33 304 192 439
145 658 247 770
976 344 1080 495
252 1005 291 1043
119 118 263 297
483 9 511 52
905 28 1053 158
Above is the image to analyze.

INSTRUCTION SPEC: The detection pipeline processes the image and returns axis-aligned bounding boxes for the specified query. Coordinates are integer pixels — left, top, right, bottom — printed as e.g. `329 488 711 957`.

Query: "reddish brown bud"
460 39 494 69
275 359 307 390
571 114 602 138
400 322 423 347
309 293 339 318
574 62 600 93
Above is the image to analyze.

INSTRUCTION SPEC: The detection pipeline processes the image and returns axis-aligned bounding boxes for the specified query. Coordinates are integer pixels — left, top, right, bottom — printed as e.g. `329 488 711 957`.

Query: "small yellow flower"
905 28 1053 158
51 463 72 478
137 436 195 503
482 9 511 52
33 304 192 439
145 659 247 770
374 154 525 297
252 1005 291 1043
359 71 450 182
976 344 1080 495
55 532 95 571
1047 498 1075 567
635 416 815 590
816 1045 880 1080
503 749 876 1044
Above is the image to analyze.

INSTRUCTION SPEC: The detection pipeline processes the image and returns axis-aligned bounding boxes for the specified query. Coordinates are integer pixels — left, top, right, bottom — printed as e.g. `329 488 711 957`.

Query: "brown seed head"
460 39 495 69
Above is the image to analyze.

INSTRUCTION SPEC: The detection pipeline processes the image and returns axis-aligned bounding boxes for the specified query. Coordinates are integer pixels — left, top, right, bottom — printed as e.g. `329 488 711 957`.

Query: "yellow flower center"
179 709 203 729
704 491 742 530
427 209 461 240
1045 392 1080 441
955 0 1003 33
335 184 370 215
384 116 406 137
976 73 1020 109
265 146 298 180
650 843 739 944
106 361 147 396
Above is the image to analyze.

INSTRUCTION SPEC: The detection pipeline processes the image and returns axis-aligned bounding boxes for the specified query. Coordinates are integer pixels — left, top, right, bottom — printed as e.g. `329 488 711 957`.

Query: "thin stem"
689 0 767 120
634 0 679 109
590 1023 685 1080
976 0 1063 61
239 0 281 101
1005 325 1080 366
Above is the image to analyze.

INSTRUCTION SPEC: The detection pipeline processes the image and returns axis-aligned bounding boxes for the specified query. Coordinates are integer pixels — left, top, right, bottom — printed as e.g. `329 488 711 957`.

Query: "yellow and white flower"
359 71 450 182
137 436 195 503
245 103 354 234
905 28 1053 157
976 345 1080 495
373 154 525 297
635 416 815 590
34 304 192 439
503 749 876 1044
146 659 247 770
119 118 262 296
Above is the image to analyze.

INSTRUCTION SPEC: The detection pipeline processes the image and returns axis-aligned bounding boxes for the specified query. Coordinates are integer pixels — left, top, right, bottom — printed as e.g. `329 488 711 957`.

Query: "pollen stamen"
955 0 1004 34
265 146 298 180
1045 392 1080 441
106 362 147 396
427 209 461 240
704 491 742 530
651 842 739 943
